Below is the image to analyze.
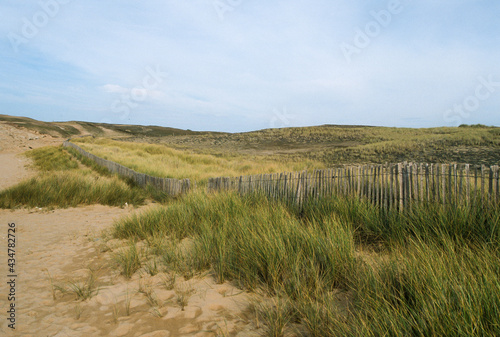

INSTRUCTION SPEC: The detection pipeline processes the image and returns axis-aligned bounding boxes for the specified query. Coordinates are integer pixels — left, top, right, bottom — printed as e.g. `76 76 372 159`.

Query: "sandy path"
0 121 62 190
0 206 133 335
0 206 262 336
0 153 36 191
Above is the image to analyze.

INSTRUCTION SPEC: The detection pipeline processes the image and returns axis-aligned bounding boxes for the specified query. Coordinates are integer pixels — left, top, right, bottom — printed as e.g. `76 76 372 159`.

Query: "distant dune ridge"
2 114 499 166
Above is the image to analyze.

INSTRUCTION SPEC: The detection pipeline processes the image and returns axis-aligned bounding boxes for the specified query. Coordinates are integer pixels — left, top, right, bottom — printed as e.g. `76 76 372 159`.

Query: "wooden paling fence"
208 163 500 210
63 141 190 196
62 140 499 210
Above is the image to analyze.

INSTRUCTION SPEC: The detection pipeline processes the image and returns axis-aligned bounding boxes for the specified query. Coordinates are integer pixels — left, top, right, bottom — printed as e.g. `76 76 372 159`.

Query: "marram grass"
113 191 357 296
337 239 500 337
113 191 500 336
0 171 147 208
0 145 148 208
25 145 79 171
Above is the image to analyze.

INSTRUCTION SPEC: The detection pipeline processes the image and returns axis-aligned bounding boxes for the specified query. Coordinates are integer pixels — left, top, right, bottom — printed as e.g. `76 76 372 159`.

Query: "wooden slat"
464 165 469 203
389 165 394 209
487 167 492 204
481 165 486 207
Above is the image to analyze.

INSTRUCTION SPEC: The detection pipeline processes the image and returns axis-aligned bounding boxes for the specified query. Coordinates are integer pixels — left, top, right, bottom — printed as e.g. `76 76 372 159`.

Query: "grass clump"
175 283 194 311
26 146 79 171
113 243 142 279
336 240 500 336
64 271 99 301
114 191 357 296
0 171 146 208
256 297 296 337
144 258 159 276
300 195 500 247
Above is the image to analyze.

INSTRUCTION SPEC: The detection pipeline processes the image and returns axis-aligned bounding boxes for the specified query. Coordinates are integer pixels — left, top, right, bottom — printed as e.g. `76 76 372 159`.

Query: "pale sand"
0 206 262 336
0 153 36 191
0 122 59 191
0 122 61 154
0 123 266 336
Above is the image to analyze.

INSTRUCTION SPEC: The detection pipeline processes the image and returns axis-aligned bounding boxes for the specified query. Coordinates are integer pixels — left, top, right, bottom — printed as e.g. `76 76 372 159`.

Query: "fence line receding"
63 141 190 196
64 141 499 210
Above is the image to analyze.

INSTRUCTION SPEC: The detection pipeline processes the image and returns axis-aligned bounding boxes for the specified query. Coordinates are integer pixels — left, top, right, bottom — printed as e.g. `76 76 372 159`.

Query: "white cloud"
101 84 128 94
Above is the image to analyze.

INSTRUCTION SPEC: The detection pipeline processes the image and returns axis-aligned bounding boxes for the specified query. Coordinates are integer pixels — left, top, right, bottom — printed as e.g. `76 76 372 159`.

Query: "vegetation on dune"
114 192 357 294
0 146 149 208
4 113 498 165
0 171 146 208
0 114 209 138
76 121 106 136
92 123 213 137
25 146 79 171
127 124 500 166
67 125 499 335
340 240 500 337
70 125 499 191
112 191 500 336
0 114 81 138
300 195 500 247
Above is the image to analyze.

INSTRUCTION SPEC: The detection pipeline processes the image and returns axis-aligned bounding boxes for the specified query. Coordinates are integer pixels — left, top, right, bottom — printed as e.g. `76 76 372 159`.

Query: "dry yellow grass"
73 137 324 183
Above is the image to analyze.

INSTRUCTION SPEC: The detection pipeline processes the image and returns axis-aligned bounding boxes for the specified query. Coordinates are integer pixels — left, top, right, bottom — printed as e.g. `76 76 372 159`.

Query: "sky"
1 0 499 132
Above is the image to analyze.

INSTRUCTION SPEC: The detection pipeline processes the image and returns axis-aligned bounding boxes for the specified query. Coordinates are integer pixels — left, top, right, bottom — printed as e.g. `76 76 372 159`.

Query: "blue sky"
1 0 499 132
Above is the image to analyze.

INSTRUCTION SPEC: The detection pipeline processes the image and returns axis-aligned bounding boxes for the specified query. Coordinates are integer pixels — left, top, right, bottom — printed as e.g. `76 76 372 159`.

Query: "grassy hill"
125 124 500 166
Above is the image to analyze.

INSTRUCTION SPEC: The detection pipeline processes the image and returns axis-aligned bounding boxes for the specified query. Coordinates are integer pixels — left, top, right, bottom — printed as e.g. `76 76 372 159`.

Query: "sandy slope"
0 122 61 153
0 124 265 336
0 122 60 191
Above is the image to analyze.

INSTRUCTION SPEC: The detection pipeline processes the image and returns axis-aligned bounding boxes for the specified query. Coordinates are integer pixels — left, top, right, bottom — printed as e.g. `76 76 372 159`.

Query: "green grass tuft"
113 243 142 279
338 240 500 336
